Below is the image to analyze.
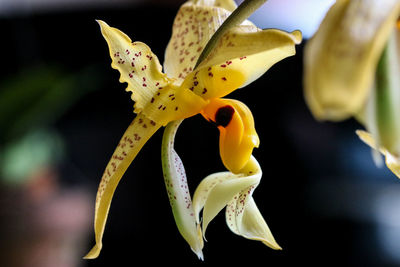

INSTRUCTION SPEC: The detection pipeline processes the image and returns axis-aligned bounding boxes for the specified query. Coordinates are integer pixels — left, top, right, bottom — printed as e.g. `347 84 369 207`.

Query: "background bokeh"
1 0 400 266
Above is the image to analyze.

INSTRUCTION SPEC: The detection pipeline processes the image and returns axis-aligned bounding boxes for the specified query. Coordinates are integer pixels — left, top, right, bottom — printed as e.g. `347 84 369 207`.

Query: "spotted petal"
84 113 160 259
164 2 232 82
195 0 237 11
192 156 280 249
161 120 204 259
180 27 301 100
98 20 171 114
304 0 400 121
227 196 281 250
356 130 400 178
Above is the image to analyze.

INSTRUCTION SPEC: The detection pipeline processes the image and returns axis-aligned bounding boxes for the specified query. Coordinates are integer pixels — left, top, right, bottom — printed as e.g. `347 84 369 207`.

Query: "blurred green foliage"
0 65 103 184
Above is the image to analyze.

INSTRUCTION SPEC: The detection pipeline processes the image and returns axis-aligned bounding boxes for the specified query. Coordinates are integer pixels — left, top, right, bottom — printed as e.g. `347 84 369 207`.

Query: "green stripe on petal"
84 113 160 259
161 120 204 260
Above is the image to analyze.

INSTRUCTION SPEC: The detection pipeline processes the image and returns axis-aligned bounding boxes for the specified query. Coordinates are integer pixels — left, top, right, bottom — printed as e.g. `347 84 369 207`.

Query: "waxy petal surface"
84 113 160 259
182 27 301 100
202 98 259 173
161 120 204 259
192 156 279 247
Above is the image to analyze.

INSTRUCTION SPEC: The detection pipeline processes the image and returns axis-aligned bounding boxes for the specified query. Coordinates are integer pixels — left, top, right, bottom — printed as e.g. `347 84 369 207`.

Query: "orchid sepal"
84 113 160 259
161 120 204 260
192 156 281 250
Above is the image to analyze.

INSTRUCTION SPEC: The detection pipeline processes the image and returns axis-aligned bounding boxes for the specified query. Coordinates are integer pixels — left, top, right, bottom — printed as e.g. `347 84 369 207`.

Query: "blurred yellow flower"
304 0 400 121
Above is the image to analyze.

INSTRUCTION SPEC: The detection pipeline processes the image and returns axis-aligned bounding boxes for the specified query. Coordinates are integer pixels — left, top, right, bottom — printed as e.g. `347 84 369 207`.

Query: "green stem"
194 0 267 69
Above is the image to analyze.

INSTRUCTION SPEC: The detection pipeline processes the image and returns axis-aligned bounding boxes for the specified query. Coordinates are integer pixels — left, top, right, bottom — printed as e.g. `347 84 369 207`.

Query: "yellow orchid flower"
304 0 400 121
85 0 301 259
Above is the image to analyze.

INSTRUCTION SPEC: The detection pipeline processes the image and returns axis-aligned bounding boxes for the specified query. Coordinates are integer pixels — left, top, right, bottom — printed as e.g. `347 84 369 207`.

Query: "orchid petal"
201 98 259 173
193 156 280 248
84 113 160 259
97 20 171 114
98 20 207 126
224 157 280 249
304 0 400 121
164 2 232 83
194 0 237 11
181 27 301 100
356 130 400 178
161 120 204 259
193 156 259 236
227 197 281 250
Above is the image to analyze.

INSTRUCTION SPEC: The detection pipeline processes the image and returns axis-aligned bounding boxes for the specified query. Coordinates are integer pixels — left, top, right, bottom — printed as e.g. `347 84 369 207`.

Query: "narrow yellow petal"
84 113 160 259
304 0 400 121
97 20 171 114
181 27 301 100
201 98 259 173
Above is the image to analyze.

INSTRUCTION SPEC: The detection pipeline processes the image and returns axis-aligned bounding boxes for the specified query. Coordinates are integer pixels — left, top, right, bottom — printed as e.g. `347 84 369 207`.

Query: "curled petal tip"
291 30 302 44
83 243 102 259
96 19 106 28
191 248 204 261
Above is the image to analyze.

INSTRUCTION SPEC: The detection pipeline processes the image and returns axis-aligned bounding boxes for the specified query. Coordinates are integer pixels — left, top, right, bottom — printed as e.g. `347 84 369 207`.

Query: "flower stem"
194 0 267 69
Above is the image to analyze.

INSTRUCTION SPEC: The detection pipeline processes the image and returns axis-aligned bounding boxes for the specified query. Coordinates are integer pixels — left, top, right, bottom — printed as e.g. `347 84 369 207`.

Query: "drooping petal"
356 130 400 178
193 156 261 236
180 27 301 100
224 157 280 249
201 98 259 173
97 20 172 114
84 113 160 259
304 0 400 121
161 120 204 259
227 197 281 250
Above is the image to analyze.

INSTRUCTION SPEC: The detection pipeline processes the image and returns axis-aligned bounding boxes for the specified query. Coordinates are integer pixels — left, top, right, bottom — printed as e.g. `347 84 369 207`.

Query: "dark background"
1 1 400 266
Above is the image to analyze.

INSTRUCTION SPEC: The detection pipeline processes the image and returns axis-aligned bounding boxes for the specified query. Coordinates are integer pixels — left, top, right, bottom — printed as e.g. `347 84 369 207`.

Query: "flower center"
215 105 234 127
